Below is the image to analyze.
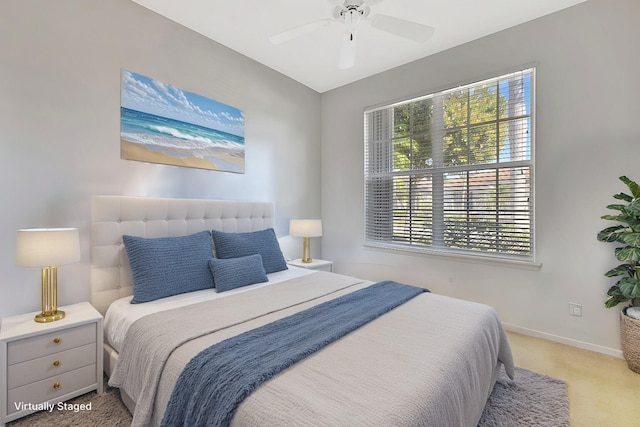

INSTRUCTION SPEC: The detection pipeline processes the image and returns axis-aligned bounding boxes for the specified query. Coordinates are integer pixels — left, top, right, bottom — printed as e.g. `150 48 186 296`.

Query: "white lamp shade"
16 228 81 267
289 219 322 237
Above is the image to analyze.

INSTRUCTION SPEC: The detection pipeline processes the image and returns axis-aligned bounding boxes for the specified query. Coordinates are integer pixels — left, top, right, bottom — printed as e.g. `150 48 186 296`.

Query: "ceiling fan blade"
269 19 333 45
330 0 384 7
370 14 434 42
360 0 385 8
338 32 357 70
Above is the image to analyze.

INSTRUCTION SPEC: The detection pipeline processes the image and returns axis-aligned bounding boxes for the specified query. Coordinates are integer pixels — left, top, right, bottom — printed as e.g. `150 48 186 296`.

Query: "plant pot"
620 310 640 374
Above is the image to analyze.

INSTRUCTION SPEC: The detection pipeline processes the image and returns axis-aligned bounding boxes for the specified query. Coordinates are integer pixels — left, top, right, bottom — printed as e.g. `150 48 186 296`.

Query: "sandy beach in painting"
121 140 243 172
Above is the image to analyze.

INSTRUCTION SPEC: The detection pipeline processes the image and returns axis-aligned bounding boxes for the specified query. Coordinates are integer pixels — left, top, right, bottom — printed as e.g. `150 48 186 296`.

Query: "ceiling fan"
269 0 435 70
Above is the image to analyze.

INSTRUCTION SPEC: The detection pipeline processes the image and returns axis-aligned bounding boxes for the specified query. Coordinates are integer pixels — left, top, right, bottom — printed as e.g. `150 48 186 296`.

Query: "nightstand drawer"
7 343 96 389
7 323 96 365
6 363 96 416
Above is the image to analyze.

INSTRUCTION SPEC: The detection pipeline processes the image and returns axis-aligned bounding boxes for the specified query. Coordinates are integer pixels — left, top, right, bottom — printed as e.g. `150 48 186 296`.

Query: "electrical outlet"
569 302 582 317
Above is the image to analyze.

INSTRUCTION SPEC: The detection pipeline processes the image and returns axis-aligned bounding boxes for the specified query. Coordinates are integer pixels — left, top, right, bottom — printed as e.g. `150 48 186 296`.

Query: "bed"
90 195 514 427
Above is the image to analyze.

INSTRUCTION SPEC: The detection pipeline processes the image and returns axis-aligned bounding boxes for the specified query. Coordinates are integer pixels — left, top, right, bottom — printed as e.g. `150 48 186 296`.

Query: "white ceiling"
130 0 586 93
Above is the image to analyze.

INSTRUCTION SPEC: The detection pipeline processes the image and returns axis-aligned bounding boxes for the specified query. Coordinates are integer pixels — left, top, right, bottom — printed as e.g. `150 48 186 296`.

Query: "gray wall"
2 0 638 356
0 0 321 318
321 0 640 355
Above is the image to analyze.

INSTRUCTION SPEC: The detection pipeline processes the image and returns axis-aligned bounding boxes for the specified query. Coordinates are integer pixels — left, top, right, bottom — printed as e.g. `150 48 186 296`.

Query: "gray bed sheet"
109 271 514 426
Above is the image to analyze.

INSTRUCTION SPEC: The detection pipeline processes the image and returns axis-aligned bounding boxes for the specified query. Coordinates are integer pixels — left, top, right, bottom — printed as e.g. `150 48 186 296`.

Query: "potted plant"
597 176 640 373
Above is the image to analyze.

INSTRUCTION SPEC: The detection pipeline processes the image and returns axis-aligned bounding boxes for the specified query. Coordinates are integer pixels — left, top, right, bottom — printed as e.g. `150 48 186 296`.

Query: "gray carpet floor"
8 366 568 426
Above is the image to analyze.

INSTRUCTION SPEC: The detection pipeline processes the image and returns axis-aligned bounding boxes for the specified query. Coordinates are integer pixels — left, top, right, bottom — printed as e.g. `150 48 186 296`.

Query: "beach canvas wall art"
120 69 245 173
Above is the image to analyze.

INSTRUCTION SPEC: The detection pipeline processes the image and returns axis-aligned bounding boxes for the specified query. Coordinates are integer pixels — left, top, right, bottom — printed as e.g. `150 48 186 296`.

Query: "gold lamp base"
301 237 312 263
35 266 65 323
35 310 65 323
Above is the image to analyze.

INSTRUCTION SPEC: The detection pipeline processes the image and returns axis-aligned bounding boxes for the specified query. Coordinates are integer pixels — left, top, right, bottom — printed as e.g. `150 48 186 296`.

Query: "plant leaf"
597 225 624 242
620 232 640 247
607 204 627 212
608 284 622 295
620 176 640 199
606 294 629 308
615 246 640 262
628 198 640 216
614 192 634 202
605 285 628 307
618 277 640 299
601 213 637 223
629 222 640 234
605 264 634 277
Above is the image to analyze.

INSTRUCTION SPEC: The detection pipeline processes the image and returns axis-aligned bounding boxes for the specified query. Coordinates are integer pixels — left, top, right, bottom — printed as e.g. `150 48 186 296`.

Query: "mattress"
108 270 514 427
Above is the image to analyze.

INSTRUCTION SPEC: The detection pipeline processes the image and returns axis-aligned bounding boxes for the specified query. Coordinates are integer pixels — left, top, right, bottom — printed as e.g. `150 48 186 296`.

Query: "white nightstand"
288 258 333 272
0 302 103 425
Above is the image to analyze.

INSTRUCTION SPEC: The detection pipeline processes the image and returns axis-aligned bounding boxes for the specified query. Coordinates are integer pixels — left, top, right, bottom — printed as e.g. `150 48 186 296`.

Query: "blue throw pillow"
211 228 288 274
208 254 268 293
123 230 215 303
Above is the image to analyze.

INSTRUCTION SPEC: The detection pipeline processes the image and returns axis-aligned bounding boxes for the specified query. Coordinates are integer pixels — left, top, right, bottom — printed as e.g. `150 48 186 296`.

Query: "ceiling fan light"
347 9 362 27
338 31 357 70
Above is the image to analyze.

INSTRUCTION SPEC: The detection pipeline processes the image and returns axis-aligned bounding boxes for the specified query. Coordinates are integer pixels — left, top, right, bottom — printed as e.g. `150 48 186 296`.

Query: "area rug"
9 367 568 426
478 366 570 427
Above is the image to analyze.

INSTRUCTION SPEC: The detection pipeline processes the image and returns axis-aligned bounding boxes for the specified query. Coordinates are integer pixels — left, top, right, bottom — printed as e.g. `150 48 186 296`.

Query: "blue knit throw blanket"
160 280 427 427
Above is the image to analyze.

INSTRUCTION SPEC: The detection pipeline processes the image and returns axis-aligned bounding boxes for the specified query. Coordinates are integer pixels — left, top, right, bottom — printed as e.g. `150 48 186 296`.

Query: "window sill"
363 242 542 271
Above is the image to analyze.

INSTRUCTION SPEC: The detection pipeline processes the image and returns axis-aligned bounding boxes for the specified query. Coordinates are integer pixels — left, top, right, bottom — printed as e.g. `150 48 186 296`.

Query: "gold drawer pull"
53 337 61 344
53 382 61 390
52 360 60 367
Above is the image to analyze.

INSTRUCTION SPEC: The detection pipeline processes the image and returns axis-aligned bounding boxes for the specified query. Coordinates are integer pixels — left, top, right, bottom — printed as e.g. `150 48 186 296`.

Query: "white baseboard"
502 322 624 359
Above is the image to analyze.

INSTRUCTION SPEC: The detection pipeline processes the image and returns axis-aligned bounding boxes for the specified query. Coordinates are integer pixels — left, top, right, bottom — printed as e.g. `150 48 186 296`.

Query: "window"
364 68 534 261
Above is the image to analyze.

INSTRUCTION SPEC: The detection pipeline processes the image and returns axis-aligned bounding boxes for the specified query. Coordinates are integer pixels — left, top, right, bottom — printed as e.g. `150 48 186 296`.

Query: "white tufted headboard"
90 195 275 315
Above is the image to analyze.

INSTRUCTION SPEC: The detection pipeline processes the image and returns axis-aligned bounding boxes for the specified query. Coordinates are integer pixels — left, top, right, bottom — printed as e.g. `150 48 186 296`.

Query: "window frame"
363 68 538 267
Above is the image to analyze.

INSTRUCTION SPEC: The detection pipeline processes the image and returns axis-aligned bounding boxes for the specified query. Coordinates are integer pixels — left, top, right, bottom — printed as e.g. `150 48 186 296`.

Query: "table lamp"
16 228 80 323
289 219 322 263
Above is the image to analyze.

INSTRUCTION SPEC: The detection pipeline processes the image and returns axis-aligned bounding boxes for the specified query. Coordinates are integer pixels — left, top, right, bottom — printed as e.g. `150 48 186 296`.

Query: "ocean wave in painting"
121 107 244 153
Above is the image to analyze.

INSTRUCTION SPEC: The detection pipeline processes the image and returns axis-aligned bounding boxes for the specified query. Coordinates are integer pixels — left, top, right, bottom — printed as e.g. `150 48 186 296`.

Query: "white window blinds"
364 68 535 260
